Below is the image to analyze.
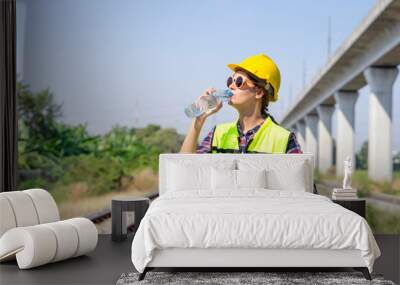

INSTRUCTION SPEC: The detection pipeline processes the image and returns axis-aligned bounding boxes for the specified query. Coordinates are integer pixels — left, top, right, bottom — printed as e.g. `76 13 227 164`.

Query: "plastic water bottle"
184 89 233 118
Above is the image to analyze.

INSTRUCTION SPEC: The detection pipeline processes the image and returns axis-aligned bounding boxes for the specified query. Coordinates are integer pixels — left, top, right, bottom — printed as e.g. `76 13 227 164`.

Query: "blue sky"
17 0 399 152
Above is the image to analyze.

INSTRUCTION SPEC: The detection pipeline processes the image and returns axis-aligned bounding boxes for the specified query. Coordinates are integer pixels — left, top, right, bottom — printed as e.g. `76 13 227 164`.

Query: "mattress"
131 190 380 273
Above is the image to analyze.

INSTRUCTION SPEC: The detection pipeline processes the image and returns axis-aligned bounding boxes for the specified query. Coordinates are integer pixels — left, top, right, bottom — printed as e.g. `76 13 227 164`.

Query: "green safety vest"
211 116 290 154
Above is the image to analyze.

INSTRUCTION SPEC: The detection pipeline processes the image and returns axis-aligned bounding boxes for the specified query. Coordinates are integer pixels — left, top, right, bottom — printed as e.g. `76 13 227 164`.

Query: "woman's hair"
242 70 273 118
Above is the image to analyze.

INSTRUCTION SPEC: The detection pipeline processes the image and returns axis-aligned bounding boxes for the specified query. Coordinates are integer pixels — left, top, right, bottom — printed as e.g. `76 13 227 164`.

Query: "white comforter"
131 190 380 273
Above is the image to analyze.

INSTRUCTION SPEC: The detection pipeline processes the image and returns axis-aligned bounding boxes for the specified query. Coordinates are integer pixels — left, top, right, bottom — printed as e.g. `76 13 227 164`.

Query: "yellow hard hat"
227 53 281 102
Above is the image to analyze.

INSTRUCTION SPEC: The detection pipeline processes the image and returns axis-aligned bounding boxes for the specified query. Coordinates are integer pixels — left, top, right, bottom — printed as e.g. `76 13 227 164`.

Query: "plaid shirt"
196 116 302 154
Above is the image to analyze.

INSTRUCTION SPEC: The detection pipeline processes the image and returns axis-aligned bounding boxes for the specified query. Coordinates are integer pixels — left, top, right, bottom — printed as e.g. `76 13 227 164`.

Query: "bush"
53 154 125 198
367 204 400 234
17 83 184 202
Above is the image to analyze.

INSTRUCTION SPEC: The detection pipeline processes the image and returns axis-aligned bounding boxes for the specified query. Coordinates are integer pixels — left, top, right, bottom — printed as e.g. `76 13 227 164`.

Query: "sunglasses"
226 75 257 89
226 75 252 89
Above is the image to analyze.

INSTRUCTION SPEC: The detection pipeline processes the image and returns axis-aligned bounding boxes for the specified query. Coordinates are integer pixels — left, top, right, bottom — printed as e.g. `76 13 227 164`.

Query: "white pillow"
266 161 308 191
167 162 210 191
211 168 268 190
167 159 236 192
237 158 311 192
211 168 236 190
236 169 267 189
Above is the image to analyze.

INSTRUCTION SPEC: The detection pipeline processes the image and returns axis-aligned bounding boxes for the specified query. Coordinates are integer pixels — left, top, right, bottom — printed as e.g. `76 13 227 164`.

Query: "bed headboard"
159 153 315 195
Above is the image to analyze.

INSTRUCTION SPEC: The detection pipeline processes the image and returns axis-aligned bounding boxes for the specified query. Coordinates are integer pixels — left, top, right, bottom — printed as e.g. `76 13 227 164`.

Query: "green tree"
17 82 185 195
141 127 184 153
135 124 161 140
394 150 400 171
356 141 368 170
17 82 99 184
17 82 97 160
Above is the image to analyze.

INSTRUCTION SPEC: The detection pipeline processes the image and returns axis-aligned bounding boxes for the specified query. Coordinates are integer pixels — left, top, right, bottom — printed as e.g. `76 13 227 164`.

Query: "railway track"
86 191 159 232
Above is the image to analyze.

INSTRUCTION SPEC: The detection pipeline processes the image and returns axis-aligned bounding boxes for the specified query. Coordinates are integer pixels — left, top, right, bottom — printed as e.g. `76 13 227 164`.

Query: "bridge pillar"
334 91 359 177
290 124 297 134
305 114 318 168
295 120 306 152
364 67 399 182
316 105 335 174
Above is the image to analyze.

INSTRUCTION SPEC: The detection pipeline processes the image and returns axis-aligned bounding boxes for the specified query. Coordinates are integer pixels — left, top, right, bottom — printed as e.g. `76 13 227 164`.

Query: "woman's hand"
180 87 222 153
195 87 223 125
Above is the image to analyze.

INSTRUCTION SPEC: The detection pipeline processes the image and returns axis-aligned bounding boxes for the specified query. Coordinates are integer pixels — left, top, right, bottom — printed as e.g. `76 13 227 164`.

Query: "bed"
131 153 381 281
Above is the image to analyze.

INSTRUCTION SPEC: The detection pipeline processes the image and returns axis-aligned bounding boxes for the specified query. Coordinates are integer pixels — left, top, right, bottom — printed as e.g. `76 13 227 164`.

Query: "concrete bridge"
281 0 400 182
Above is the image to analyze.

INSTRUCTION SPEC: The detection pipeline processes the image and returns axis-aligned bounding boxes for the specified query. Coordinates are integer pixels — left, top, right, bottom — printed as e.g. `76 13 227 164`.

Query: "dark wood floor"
0 235 135 285
0 234 399 285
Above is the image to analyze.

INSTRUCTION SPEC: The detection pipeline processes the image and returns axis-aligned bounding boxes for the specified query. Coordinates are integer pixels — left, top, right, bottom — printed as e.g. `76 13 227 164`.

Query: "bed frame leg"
354 267 371 280
138 268 148 281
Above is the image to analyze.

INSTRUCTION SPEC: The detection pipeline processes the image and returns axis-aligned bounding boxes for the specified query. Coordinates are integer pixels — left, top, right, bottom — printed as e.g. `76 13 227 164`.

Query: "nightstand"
111 197 150 242
332 199 366 218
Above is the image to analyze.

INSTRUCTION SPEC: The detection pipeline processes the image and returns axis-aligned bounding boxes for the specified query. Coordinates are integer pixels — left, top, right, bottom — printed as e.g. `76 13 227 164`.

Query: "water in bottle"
184 89 233 118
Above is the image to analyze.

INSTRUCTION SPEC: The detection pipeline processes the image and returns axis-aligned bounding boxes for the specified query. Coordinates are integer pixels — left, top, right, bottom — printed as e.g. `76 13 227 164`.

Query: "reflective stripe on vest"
211 116 290 154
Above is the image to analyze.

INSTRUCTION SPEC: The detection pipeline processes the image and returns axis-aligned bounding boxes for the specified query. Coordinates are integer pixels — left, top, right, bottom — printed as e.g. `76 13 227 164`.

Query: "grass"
367 204 400 234
58 188 149 219
315 169 400 198
316 183 400 234
56 168 158 220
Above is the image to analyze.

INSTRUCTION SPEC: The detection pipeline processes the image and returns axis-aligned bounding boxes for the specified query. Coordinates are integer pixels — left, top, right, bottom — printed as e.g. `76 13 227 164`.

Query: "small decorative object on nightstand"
342 156 353 190
332 156 358 200
332 199 366 218
111 197 150 242
332 157 366 217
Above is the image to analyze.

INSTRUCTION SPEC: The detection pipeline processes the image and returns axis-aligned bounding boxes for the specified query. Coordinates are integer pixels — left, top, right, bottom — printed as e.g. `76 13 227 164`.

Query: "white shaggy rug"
116 271 395 285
